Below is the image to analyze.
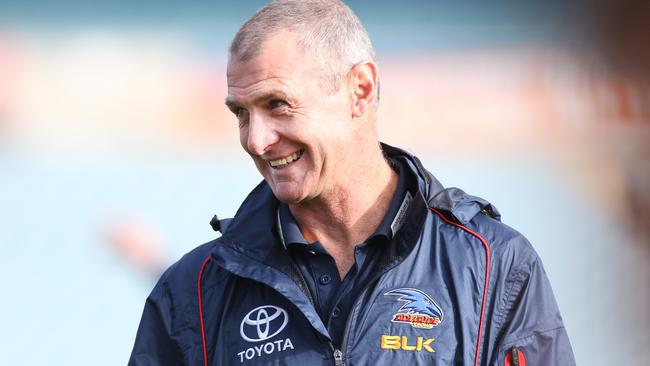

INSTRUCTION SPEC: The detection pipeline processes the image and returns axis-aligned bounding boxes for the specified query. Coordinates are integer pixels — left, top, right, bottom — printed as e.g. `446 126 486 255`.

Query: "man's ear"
348 61 378 118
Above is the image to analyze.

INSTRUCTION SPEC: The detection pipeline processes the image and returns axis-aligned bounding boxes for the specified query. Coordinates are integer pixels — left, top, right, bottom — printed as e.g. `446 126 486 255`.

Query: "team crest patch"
384 288 443 329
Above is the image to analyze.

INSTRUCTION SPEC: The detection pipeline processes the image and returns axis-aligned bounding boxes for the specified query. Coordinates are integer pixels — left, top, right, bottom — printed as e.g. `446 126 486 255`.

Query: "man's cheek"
239 129 251 152
254 159 269 175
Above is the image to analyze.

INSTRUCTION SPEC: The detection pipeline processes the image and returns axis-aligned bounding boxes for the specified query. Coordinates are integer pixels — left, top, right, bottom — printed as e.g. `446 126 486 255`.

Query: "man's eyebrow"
224 98 238 109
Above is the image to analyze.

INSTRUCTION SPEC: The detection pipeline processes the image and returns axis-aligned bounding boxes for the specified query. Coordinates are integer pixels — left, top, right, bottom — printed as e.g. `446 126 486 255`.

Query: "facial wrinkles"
227 36 356 202
231 92 307 168
228 78 291 107
228 60 291 81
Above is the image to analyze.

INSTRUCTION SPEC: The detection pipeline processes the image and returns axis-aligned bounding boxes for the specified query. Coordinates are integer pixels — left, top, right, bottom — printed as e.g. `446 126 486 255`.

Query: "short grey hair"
229 0 376 93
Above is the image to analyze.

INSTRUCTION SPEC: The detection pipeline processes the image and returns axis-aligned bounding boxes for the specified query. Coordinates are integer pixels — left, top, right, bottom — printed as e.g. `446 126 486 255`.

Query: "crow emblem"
384 288 443 329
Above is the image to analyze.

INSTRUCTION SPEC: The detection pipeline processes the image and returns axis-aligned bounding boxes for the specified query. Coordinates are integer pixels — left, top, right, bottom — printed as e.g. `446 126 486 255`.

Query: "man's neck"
288 147 398 279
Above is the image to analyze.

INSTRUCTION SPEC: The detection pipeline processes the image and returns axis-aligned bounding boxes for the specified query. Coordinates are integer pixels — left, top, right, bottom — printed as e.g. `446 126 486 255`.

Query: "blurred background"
1 0 648 364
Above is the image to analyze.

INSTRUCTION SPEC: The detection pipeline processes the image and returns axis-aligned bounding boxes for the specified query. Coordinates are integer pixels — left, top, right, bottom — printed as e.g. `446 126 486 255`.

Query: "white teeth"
269 150 302 168
286 152 299 163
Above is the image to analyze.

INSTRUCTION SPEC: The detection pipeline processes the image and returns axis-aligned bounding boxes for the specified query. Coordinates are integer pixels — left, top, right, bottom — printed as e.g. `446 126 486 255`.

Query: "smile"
268 149 304 169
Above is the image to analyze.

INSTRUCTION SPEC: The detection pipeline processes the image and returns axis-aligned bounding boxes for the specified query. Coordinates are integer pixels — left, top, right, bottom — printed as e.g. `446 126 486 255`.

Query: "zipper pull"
333 349 344 366
511 347 520 366
505 346 526 366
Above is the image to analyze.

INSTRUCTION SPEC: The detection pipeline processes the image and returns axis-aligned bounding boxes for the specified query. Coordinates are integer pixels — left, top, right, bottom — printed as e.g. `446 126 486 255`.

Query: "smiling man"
129 1 575 365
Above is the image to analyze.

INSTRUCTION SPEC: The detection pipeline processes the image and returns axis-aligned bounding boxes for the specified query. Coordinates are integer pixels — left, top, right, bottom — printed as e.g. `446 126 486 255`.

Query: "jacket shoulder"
146 238 232 341
471 213 536 260
130 239 226 365
469 215 574 364
157 238 220 287
149 238 228 324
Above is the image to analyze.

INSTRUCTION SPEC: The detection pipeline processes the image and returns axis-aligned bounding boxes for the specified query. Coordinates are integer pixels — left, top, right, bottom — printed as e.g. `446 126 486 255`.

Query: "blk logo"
240 305 289 342
380 335 435 353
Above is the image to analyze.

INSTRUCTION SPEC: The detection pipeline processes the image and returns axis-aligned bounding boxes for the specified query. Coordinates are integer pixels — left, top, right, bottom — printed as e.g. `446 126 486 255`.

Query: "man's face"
226 33 355 204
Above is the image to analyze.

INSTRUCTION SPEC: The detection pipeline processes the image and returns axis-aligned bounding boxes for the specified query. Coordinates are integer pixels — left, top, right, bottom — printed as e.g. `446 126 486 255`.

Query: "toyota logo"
240 305 289 342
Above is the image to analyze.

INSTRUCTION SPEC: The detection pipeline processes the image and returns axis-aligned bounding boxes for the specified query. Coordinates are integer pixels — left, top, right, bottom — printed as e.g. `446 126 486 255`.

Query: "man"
129 1 575 365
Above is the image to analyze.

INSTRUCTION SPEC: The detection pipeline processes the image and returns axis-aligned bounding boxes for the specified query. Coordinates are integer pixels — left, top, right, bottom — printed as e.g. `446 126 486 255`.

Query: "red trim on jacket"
196 210 491 366
430 207 491 366
198 256 212 366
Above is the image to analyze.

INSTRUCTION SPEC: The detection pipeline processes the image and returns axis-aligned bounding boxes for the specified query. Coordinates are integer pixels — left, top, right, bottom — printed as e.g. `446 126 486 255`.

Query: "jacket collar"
217 142 500 251
218 143 438 262
210 143 430 276
380 142 500 225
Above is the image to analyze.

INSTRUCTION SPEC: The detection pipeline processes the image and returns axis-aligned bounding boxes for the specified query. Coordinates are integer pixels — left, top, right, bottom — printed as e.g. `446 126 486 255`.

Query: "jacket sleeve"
128 278 185 366
491 252 576 365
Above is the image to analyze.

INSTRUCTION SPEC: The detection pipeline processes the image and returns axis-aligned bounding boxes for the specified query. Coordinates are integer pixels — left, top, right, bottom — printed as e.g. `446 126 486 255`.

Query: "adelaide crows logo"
384 288 443 329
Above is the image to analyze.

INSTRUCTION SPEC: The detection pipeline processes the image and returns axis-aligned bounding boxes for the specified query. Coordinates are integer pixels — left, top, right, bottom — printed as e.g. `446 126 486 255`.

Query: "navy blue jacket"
129 145 575 365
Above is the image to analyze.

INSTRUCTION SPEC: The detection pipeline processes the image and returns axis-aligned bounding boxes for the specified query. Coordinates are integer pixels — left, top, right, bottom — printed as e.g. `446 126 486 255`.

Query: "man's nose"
246 114 280 156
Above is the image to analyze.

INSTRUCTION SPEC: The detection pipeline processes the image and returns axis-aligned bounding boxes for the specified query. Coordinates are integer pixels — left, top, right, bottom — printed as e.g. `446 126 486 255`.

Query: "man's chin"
269 184 306 205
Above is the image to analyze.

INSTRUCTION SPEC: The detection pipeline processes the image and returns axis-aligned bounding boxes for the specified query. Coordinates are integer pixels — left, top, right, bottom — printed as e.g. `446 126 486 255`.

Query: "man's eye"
269 100 288 109
234 107 249 125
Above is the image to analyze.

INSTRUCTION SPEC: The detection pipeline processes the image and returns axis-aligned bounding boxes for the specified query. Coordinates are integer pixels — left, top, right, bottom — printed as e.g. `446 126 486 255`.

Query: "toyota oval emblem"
240 305 289 342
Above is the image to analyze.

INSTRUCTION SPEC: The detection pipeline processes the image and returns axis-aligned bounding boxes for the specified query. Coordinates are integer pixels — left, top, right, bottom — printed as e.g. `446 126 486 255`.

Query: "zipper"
333 348 343 366
287 255 344 365
480 207 497 219
288 256 317 307
510 347 521 366
323 202 424 364
336 252 412 365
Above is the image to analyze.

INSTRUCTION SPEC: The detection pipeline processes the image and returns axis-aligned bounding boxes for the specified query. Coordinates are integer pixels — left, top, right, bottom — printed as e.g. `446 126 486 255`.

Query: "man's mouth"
268 149 304 169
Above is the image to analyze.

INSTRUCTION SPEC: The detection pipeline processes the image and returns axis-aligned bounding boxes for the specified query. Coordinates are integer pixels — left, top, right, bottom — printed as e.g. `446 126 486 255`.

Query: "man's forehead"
226 62 294 100
226 43 322 103
227 60 292 86
225 74 293 107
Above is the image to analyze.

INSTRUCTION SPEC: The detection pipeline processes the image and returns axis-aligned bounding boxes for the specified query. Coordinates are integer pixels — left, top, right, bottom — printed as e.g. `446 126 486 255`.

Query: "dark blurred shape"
589 0 650 84
209 214 233 234
209 214 221 232
580 0 650 246
580 0 650 124
625 144 650 245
